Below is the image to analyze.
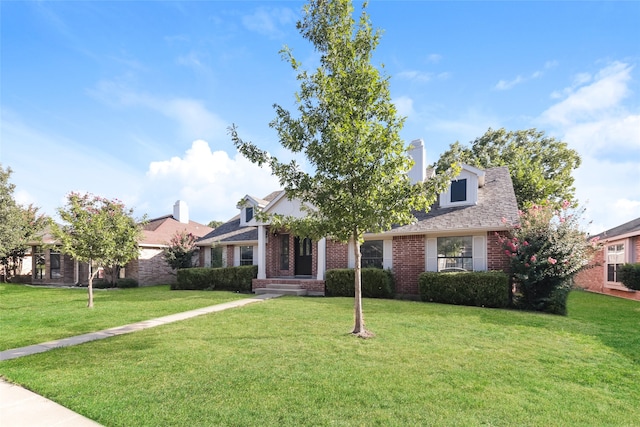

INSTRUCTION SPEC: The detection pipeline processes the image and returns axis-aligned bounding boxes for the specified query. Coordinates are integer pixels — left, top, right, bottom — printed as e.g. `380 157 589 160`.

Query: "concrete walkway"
0 293 282 426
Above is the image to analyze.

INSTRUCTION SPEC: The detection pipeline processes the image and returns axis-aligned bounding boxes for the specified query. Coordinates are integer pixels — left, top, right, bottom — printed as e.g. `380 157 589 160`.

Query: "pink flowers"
530 255 537 263
562 200 571 209
548 257 557 265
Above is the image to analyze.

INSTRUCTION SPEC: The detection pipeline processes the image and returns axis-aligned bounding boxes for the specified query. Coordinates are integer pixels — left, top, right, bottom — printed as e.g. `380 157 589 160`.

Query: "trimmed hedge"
619 263 640 291
325 268 395 299
173 265 258 292
418 271 509 308
116 278 139 288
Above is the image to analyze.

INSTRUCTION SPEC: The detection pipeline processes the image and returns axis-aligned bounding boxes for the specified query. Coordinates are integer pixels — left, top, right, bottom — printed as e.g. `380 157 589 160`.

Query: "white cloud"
89 80 227 142
142 140 281 223
494 61 556 91
537 61 640 233
393 96 415 118
541 61 633 126
241 7 297 39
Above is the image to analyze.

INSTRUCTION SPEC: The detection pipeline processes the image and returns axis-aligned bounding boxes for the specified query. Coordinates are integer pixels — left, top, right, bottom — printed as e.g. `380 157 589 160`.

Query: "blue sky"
1 1 639 233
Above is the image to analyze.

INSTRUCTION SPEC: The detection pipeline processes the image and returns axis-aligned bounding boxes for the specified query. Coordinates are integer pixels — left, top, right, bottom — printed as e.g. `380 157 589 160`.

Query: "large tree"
434 128 581 208
231 0 454 337
0 165 48 281
51 193 142 307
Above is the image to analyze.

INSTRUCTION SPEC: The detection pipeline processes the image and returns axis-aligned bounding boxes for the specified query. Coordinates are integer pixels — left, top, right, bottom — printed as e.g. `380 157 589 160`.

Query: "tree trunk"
87 263 94 308
352 232 373 338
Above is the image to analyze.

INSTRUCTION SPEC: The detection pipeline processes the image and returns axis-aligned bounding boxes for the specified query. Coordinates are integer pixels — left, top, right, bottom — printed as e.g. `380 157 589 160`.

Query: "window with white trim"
240 246 253 266
450 179 467 203
437 236 473 271
245 207 254 222
361 240 383 269
606 244 625 282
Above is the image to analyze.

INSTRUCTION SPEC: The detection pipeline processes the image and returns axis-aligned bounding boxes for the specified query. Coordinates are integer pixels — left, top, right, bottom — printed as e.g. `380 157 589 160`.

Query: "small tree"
0 165 48 281
163 230 197 271
51 193 142 308
498 201 601 315
207 220 224 229
231 0 455 337
435 128 581 208
1 204 48 281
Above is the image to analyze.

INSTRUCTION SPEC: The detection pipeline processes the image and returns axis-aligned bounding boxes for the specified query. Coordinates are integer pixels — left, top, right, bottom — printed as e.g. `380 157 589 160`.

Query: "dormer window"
451 179 467 203
245 207 254 222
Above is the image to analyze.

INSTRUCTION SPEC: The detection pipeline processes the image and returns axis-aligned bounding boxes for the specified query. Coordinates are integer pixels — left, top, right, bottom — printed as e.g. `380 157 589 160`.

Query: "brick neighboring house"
29 200 213 287
196 139 519 297
574 217 640 301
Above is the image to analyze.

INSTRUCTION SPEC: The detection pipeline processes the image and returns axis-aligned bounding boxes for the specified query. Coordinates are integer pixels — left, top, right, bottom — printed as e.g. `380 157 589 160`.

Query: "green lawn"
1 288 639 426
0 284 248 350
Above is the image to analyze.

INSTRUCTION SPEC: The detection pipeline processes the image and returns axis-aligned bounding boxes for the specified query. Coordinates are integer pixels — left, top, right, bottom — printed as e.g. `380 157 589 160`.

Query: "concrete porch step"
255 284 308 296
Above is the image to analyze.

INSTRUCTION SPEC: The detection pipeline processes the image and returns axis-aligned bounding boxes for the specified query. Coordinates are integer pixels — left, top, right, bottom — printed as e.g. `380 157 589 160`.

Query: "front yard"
0 286 638 426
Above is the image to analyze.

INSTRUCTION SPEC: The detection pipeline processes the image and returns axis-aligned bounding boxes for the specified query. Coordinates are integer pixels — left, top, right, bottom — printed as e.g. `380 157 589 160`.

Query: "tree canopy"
0 165 48 281
231 0 455 337
51 192 142 307
434 128 581 208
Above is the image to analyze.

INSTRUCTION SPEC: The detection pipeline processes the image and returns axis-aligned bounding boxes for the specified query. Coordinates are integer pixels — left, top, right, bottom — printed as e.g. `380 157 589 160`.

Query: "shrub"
116 278 139 288
498 201 601 315
173 266 257 292
325 268 395 299
619 263 640 291
418 271 509 308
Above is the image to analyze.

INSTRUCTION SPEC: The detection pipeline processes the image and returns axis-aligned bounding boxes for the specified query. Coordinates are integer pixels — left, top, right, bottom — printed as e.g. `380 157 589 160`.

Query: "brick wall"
326 239 349 270
226 245 234 267
136 247 176 286
266 233 295 277
574 249 604 293
392 235 425 296
487 231 511 272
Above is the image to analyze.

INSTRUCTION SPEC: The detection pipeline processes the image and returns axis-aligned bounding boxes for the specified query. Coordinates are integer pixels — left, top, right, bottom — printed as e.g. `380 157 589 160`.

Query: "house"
29 201 213 287
574 217 640 301
196 139 519 297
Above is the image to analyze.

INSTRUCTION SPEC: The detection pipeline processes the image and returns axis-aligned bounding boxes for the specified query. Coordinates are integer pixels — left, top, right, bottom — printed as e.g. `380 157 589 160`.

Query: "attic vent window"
451 179 467 203
246 207 254 222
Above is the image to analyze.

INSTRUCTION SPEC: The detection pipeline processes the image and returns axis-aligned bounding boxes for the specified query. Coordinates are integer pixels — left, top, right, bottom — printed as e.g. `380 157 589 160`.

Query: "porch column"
257 225 266 279
317 237 326 280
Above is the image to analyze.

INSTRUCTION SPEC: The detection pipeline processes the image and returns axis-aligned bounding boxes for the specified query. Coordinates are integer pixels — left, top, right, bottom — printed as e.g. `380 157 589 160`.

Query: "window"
245 207 254 223
450 179 467 203
437 236 473 271
211 246 223 268
607 244 625 282
361 240 383 269
50 250 61 279
240 246 253 266
280 234 290 270
34 246 45 279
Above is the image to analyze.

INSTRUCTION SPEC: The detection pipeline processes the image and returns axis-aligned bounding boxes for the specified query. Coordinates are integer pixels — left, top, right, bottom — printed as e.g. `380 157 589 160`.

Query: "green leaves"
51 192 142 272
435 128 581 208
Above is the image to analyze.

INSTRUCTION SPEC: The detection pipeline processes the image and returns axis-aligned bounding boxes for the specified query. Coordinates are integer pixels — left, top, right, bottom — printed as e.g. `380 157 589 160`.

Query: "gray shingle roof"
594 217 640 240
196 168 518 245
379 166 519 235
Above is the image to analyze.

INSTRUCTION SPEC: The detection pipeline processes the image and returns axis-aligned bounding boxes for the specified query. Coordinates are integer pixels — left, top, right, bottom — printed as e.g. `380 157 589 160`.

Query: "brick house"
30 201 213 287
196 140 518 297
574 217 640 301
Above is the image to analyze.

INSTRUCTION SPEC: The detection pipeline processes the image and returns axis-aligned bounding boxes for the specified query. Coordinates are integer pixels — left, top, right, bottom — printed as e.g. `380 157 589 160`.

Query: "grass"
1 287 639 426
0 284 248 350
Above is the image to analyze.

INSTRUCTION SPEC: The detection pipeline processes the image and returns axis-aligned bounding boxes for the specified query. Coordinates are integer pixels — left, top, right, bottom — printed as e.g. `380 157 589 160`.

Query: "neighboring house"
196 139 519 297
29 201 213 287
574 217 640 301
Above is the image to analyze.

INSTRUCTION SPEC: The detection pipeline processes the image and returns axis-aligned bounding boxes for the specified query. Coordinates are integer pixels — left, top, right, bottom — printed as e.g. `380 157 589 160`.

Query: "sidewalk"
0 293 282 426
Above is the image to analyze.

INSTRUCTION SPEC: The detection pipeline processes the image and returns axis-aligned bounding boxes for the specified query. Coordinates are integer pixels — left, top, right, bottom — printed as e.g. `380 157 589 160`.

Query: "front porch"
253 277 326 296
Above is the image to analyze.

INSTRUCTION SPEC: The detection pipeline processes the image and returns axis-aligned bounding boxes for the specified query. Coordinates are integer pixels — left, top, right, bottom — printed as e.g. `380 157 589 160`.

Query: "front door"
294 237 313 276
